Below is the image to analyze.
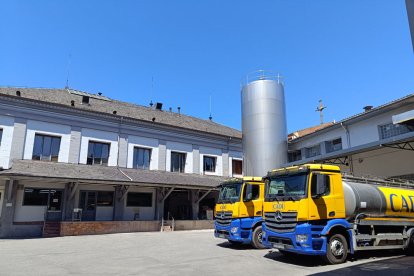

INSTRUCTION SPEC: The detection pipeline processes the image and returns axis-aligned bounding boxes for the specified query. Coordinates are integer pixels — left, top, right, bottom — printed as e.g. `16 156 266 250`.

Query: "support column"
155 187 174 220
63 182 79 221
0 179 18 238
191 190 200 220
191 190 212 220
113 185 128 221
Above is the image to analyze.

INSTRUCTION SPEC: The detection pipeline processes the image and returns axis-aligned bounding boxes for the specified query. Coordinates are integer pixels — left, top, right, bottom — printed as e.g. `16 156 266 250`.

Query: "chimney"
155 102 163 110
177 107 181 115
363 105 373 112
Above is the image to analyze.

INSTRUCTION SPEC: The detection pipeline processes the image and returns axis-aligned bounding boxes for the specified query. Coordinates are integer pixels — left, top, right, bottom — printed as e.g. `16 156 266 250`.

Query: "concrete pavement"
0 230 413 276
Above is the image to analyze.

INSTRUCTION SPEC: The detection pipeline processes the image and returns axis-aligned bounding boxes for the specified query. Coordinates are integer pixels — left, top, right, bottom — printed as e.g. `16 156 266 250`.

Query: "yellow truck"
214 177 266 249
261 164 414 264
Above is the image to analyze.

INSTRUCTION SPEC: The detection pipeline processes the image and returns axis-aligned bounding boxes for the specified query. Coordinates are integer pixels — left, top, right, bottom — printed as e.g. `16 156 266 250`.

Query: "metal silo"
241 70 287 176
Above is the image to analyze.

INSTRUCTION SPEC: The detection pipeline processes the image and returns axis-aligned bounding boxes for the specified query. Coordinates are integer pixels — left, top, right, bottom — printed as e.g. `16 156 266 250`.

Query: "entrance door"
79 191 97 221
0 189 4 218
45 189 64 221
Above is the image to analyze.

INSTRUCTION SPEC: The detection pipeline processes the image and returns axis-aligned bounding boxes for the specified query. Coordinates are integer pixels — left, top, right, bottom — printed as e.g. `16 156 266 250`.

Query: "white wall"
79 128 119 166
14 182 66 222
23 120 71 163
127 135 159 170
123 187 156 221
0 115 14 169
166 141 193 173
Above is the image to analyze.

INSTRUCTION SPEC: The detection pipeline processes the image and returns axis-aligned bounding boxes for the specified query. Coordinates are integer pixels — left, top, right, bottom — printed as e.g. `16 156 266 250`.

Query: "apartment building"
0 87 243 237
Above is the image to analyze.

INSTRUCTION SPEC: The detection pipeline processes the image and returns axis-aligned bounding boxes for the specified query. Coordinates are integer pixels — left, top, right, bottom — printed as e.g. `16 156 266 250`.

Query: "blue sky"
1 1 413 133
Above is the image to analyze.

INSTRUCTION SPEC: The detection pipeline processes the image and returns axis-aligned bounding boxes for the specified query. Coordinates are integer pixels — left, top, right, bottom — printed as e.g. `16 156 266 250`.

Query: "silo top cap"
241 70 283 87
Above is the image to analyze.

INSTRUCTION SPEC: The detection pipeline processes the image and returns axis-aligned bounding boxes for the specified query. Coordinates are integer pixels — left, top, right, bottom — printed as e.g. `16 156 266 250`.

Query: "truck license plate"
273 243 285 250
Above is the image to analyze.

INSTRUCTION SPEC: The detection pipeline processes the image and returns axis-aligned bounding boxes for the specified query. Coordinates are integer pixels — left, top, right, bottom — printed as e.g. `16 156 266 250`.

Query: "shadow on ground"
310 255 414 275
264 249 411 268
216 241 259 250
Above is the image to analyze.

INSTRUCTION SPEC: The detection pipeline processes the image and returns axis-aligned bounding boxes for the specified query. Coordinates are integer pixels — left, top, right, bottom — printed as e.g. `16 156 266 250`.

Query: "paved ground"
1 230 413 276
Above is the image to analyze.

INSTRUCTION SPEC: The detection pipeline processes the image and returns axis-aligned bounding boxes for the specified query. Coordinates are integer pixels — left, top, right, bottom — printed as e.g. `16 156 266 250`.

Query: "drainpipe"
340 122 353 173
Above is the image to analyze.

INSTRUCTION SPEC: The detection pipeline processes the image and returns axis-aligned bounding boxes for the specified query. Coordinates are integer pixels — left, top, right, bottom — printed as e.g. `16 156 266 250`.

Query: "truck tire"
252 225 266 249
324 234 348 264
405 233 414 256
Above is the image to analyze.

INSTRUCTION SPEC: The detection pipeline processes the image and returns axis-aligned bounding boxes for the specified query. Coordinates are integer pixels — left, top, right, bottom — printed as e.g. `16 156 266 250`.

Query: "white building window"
325 138 342 153
32 134 61 162
171 151 186 173
305 144 321 158
133 147 151 170
87 141 110 166
203 156 216 173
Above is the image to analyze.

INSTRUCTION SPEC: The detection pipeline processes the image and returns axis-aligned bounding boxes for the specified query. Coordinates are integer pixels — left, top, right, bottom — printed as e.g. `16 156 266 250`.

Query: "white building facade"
286 94 414 180
0 87 243 237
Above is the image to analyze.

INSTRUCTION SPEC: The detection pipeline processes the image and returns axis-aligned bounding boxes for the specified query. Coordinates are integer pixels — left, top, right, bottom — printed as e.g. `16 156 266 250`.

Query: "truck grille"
264 212 297 233
215 211 233 226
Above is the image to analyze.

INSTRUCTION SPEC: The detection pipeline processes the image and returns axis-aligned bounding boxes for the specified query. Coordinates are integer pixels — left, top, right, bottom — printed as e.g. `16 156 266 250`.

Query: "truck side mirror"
244 184 253 202
312 173 327 198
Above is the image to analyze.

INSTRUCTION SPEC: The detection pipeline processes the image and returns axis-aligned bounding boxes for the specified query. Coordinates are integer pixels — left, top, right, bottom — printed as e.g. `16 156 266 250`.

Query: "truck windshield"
265 173 308 201
217 183 243 203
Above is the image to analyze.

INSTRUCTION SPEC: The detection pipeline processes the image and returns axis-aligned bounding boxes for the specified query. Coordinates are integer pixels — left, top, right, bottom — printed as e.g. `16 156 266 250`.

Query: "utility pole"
315 100 327 125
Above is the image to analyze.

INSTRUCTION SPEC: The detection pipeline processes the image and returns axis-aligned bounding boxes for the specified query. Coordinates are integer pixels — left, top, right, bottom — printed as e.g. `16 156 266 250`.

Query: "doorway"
79 191 97 221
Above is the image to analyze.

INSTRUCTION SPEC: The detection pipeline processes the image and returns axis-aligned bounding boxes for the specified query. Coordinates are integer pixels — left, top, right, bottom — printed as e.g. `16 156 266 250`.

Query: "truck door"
239 183 261 218
309 173 336 220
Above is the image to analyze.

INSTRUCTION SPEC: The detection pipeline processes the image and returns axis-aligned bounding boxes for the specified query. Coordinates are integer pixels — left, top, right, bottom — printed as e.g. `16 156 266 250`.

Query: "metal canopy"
381 140 414 151
392 109 414 127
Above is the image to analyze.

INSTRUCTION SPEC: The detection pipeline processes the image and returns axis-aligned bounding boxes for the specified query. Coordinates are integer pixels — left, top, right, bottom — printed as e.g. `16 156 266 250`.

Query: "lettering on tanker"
389 193 414 213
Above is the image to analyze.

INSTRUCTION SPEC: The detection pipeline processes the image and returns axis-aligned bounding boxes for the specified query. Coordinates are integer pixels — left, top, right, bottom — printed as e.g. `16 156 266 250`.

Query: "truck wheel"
324 234 348 264
252 225 266 249
405 233 414 256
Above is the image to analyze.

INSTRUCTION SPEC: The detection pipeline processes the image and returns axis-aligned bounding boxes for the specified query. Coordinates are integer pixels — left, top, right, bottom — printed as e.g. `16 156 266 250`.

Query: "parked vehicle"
214 177 265 249
261 164 414 264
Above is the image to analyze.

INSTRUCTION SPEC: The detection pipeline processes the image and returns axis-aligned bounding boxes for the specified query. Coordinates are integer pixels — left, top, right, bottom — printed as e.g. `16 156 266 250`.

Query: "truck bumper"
214 220 252 244
262 223 327 256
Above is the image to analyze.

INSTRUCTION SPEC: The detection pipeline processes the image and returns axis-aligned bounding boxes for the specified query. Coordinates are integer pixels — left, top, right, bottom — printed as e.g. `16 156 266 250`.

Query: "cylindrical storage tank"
241 70 287 177
343 181 414 220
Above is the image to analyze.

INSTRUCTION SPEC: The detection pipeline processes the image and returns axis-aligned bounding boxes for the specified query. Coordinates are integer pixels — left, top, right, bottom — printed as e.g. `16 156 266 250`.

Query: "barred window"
379 123 412 139
325 138 342 153
305 144 321 158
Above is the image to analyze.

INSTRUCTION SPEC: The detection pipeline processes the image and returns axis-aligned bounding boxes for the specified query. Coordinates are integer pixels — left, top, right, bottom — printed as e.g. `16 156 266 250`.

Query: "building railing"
241 70 283 87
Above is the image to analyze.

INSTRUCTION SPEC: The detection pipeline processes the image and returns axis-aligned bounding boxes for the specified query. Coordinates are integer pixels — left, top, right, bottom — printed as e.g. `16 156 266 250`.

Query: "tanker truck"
214 177 266 249
261 164 414 264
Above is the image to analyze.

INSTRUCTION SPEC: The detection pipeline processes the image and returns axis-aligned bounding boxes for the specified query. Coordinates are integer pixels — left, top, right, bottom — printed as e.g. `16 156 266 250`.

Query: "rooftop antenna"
209 94 213 121
315 100 327 125
149 76 154 107
65 53 72 89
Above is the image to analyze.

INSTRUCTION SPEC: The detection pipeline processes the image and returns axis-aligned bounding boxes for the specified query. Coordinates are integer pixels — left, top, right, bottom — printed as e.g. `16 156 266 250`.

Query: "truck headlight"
296 234 308 243
231 227 239 234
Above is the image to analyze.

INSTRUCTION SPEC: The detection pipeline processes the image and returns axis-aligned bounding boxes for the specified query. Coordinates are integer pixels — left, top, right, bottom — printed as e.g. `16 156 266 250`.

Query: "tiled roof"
0 87 242 139
0 160 227 189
